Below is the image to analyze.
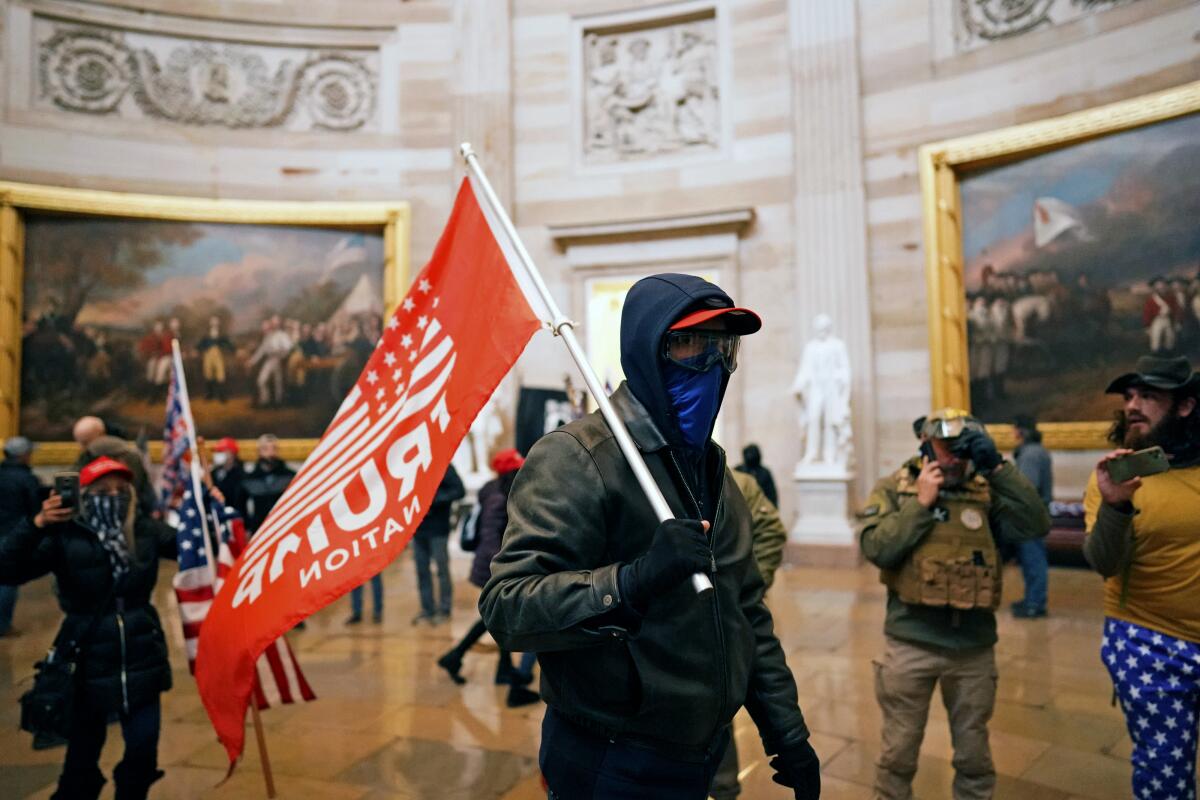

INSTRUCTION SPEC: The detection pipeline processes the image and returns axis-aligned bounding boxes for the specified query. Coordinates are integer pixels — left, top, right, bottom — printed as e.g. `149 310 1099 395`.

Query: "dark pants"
55 699 162 800
411 533 451 616
1013 538 1049 611
350 574 383 618
0 584 16 634
541 707 728 800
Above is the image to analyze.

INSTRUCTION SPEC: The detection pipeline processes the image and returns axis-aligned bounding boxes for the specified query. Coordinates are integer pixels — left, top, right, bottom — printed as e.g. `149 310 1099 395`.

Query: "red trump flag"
195 178 547 763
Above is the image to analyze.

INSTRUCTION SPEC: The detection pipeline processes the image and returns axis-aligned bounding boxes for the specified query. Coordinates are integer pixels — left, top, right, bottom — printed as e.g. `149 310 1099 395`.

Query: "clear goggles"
663 330 740 373
920 416 983 441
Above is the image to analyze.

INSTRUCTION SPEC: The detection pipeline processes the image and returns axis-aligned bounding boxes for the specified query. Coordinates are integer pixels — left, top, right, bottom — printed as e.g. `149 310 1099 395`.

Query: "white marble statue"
791 314 852 469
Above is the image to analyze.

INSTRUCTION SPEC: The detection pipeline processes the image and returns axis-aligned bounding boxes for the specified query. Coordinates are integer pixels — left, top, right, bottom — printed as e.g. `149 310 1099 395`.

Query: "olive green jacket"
731 470 786 591
858 459 1050 650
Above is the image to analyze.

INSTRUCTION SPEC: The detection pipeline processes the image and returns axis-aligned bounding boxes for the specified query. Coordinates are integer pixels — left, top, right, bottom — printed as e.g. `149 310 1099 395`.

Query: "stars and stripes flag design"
195 177 551 765
159 362 189 510
164 348 314 720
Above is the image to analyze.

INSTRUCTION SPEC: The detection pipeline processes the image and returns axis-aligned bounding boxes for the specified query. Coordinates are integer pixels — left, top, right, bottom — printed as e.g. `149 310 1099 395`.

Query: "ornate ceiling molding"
35 19 378 132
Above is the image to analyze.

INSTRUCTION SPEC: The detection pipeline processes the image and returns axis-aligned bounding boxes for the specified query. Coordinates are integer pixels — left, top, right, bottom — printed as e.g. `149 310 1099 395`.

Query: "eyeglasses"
664 330 740 373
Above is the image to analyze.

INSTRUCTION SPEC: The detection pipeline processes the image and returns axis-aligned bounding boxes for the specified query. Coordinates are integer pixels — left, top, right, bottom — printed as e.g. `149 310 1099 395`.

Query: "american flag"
165 345 314 707
159 360 189 510
172 491 314 706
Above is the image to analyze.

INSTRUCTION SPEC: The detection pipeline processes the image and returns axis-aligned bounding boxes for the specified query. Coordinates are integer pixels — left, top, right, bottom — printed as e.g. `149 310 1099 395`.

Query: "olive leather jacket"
480 383 810 755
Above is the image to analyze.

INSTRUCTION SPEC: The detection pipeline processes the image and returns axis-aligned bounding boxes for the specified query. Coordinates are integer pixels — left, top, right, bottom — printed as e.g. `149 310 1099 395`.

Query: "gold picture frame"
0 181 411 465
919 80 1200 450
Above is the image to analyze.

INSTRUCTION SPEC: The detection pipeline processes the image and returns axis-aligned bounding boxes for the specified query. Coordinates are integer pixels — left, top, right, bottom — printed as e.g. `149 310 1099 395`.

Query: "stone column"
787 0 874 566
451 0 513 206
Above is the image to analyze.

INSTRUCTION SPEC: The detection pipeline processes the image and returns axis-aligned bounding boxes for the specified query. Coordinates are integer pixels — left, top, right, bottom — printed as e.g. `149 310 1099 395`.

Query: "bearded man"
1084 355 1200 800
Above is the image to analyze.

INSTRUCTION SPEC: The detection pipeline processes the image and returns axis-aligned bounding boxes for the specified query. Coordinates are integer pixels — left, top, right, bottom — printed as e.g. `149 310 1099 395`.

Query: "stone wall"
859 0 1200 496
3 0 1197 511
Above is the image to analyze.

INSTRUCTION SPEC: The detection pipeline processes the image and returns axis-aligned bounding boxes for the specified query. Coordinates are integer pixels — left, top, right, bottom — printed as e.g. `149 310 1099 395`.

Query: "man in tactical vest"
858 408 1049 800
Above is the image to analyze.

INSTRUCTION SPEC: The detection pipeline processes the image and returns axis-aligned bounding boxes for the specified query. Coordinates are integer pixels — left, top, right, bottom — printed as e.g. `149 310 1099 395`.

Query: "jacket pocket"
561 639 644 719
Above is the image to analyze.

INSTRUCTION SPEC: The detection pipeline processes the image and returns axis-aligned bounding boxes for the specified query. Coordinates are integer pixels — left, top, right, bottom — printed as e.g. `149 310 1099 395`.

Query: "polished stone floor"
0 551 1188 799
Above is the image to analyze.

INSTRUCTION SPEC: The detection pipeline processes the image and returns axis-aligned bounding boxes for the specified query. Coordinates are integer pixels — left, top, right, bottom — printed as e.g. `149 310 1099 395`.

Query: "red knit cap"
490 448 525 475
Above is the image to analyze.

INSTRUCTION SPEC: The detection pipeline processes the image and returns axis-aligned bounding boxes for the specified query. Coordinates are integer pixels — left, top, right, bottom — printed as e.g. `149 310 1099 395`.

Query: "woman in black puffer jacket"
0 456 178 800
436 449 539 707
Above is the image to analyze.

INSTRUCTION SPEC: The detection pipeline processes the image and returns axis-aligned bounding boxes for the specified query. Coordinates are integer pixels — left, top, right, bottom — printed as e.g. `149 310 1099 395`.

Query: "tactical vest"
880 468 1001 611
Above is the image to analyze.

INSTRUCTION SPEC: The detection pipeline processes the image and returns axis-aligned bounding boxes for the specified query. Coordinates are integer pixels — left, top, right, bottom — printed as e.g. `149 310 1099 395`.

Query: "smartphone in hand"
53 472 80 511
1106 446 1169 483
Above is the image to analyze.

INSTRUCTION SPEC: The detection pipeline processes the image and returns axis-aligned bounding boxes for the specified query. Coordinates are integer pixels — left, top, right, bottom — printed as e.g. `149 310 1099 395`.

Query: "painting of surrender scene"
20 218 385 441
961 112 1200 424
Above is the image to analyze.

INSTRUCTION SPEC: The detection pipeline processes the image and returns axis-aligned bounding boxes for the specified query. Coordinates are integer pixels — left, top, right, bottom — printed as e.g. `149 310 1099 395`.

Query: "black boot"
113 761 164 800
437 652 466 685
495 660 519 686
51 765 106 800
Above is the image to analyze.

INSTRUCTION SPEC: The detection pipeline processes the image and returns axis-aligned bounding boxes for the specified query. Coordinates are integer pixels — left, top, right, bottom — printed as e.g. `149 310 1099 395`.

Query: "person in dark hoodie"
480 274 819 800
735 442 779 508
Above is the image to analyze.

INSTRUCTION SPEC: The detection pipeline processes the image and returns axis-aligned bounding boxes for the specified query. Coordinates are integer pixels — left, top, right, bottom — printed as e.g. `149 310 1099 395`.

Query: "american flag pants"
1102 617 1200 800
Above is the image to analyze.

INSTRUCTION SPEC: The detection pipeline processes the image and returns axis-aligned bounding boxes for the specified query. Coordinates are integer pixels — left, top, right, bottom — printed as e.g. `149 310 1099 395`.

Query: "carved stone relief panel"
954 0 1146 52
34 18 378 131
580 8 721 165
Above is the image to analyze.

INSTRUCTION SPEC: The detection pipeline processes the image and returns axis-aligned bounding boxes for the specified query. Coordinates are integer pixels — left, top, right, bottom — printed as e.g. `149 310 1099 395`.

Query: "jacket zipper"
667 449 728 743
116 612 130 714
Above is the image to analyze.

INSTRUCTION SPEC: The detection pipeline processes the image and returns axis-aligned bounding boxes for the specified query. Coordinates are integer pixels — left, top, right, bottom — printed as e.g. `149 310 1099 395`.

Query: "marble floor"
0 551 1187 799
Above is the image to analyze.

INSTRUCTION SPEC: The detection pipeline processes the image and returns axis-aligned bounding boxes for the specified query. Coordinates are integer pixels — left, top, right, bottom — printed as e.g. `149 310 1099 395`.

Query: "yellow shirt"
1084 466 1200 643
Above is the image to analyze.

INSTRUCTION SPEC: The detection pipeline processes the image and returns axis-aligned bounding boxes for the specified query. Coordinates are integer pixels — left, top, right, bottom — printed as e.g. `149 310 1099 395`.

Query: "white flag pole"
170 339 278 799
170 339 218 590
459 143 713 595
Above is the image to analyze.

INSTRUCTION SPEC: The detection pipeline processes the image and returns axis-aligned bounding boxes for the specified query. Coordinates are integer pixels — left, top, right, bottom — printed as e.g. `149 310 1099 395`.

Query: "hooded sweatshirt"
619 273 735 516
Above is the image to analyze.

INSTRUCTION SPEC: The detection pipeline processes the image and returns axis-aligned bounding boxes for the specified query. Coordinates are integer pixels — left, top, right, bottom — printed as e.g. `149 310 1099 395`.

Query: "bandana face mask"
664 360 724 452
82 492 130 531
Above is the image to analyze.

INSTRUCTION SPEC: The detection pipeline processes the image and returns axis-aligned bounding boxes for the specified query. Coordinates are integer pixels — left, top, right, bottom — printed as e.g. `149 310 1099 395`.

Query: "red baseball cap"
80 456 133 487
669 306 762 335
213 437 239 454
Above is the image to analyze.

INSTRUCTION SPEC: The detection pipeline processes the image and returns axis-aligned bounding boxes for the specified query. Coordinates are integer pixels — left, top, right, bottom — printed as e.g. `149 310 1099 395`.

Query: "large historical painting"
960 113 1200 424
20 217 386 442
920 81 1200 448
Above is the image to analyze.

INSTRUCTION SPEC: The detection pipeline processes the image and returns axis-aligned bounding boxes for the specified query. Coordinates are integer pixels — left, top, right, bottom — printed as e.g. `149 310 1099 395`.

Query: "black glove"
619 519 710 610
953 429 1002 472
769 739 820 799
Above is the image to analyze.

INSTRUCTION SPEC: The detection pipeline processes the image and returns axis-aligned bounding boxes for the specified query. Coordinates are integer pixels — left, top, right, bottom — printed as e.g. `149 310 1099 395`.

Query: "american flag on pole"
196 177 551 764
165 346 315 706
159 364 189 510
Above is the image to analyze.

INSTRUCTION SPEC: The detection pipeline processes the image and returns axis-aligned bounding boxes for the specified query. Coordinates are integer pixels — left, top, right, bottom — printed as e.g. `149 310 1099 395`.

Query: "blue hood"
619 274 736 452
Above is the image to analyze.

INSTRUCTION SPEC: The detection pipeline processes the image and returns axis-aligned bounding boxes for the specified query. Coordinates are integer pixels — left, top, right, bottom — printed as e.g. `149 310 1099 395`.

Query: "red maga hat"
213 436 239 454
669 306 761 335
80 456 133 487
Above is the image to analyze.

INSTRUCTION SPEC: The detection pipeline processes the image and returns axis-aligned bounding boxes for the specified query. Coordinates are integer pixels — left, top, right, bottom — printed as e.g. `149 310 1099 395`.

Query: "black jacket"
468 471 516 589
735 444 779 508
413 464 465 541
481 274 809 756
0 515 178 715
241 459 296 534
0 459 42 535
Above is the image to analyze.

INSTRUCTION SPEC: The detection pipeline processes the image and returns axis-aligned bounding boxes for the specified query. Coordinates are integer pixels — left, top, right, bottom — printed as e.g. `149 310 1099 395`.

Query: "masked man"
1083 356 1200 800
480 274 819 799
858 409 1049 800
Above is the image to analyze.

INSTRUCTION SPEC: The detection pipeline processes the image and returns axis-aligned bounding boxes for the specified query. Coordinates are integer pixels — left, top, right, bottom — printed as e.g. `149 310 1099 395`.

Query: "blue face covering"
664 361 723 451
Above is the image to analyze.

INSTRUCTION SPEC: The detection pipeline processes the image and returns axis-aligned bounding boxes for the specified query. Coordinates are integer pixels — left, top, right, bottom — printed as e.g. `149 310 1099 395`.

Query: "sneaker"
506 686 540 708
1012 604 1047 619
372 612 383 625
411 613 435 626
437 652 467 685
345 614 363 626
